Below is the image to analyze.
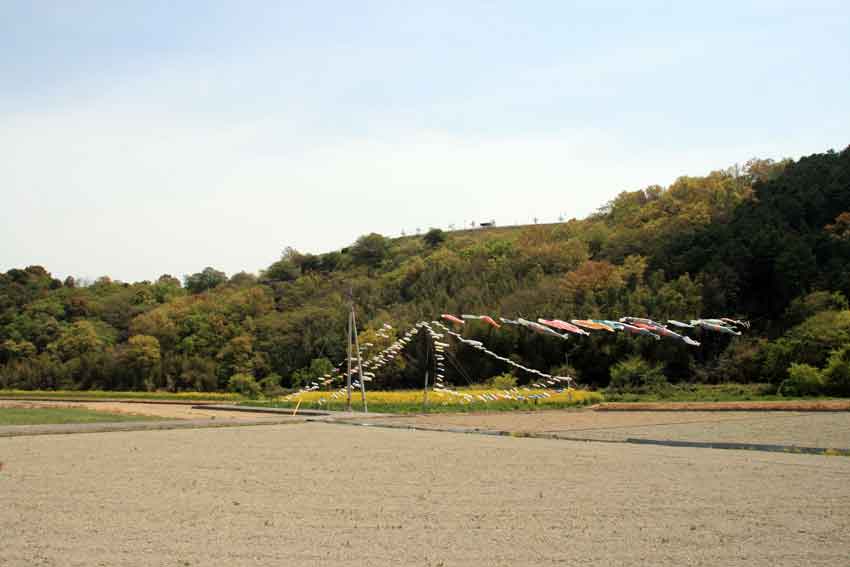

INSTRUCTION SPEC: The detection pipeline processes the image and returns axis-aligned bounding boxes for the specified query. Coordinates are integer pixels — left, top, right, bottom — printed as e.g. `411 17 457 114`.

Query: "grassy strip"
243 388 603 414
603 383 846 403
0 390 242 402
0 407 166 425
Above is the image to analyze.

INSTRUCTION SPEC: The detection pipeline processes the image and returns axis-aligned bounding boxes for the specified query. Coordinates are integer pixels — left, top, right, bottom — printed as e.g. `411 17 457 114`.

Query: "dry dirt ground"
2 422 849 566
370 410 850 449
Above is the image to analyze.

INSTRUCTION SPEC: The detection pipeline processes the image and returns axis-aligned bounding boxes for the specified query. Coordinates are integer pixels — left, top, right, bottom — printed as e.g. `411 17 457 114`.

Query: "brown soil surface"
370 409 764 432
368 409 850 449
2 423 848 566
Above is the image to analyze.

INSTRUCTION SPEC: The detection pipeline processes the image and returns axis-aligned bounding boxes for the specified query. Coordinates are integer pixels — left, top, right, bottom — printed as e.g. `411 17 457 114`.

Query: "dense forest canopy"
2 147 849 395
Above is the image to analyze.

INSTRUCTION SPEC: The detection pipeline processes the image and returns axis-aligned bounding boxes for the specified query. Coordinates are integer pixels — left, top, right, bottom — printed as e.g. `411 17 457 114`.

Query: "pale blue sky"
2 1 848 282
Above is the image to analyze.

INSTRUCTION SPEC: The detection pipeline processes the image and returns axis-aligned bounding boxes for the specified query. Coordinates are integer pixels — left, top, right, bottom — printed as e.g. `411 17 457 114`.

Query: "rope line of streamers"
283 314 749 405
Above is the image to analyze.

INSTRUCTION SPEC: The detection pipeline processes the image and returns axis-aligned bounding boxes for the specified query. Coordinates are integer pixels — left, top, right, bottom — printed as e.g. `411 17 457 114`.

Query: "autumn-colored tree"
122 335 162 390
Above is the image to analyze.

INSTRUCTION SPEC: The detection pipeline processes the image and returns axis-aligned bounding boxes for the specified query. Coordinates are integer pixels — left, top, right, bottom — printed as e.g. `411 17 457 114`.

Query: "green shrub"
489 373 517 389
607 356 668 393
759 339 795 384
823 346 850 396
712 338 768 383
290 357 334 389
778 363 824 396
258 373 284 398
227 373 261 398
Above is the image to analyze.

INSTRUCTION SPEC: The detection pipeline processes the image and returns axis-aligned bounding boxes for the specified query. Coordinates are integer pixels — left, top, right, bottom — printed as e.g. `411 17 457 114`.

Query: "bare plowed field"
370 409 850 449
2 422 849 566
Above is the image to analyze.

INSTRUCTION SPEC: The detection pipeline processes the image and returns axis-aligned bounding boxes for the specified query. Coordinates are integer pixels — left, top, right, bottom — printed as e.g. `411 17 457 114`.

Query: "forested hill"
2 146 850 394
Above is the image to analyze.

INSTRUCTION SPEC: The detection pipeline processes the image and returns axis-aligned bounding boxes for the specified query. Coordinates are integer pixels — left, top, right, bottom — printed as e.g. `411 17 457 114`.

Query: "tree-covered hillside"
2 146 849 395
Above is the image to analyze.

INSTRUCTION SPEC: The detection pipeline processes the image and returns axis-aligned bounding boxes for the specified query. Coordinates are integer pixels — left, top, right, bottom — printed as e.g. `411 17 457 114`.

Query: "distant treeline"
2 147 849 396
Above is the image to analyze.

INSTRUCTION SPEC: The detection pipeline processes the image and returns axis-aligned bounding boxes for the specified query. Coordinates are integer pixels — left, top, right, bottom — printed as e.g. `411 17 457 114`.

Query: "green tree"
229 271 258 286
178 355 218 391
783 291 848 328
262 247 304 283
0 339 37 362
217 334 255 383
53 320 104 361
157 274 181 287
122 335 162 390
291 357 334 388
350 233 389 267
184 267 227 294
423 228 447 248
319 251 342 272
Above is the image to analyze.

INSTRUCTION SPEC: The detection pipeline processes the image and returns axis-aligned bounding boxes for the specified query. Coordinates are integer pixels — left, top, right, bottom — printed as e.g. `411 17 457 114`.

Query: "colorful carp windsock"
618 320 661 340
621 317 664 328
630 321 700 347
599 319 626 331
441 314 465 325
691 320 742 336
461 314 501 328
519 318 568 339
571 319 615 332
534 323 569 340
539 319 589 336
700 318 731 326
700 318 749 330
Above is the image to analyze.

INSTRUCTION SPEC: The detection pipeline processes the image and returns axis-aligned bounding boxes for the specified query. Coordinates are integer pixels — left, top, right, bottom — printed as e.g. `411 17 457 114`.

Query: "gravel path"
2 422 849 566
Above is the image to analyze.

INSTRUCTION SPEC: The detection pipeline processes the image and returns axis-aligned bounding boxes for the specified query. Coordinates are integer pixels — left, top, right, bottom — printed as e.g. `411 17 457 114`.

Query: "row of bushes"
226 373 286 398
605 350 850 398
780 345 850 396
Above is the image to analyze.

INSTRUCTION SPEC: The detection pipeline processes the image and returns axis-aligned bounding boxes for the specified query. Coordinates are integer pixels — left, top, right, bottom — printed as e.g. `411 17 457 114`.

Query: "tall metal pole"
351 307 367 413
422 332 430 412
346 309 353 412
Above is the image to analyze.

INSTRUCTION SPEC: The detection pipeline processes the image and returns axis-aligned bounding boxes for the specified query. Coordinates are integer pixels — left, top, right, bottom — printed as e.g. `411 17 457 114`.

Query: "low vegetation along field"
248 388 602 413
604 383 799 402
0 389 241 402
0 406 162 426
4 384 846 413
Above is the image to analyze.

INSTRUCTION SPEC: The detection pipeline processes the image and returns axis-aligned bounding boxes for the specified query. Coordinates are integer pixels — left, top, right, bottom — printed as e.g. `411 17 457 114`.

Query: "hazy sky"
2 1 849 283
